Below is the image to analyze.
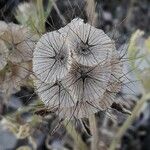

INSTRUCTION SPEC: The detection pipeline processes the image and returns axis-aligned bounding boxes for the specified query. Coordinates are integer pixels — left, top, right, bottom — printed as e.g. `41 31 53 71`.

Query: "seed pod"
63 61 111 102
58 18 84 39
34 78 76 108
33 31 71 83
0 23 35 63
1 62 31 94
32 17 124 119
60 18 114 66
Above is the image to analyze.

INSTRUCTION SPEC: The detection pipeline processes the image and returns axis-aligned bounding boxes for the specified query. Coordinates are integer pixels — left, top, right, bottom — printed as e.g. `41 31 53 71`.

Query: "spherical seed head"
33 31 71 83
61 18 114 66
0 23 35 63
0 40 8 70
34 78 76 108
63 61 111 102
32 17 124 119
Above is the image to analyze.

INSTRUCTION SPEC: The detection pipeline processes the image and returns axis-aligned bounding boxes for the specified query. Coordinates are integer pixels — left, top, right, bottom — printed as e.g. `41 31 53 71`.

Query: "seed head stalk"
64 120 89 150
89 114 99 150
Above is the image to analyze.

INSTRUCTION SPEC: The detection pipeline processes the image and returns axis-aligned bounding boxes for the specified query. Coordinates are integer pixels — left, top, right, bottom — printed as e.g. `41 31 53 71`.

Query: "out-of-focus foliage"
109 30 150 150
128 30 150 92
16 146 32 150
15 0 52 34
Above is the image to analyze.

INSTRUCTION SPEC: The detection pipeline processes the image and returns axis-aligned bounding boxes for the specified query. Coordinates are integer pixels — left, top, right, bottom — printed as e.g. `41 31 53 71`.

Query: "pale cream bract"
63 61 111 102
33 31 71 83
60 18 114 66
34 78 76 108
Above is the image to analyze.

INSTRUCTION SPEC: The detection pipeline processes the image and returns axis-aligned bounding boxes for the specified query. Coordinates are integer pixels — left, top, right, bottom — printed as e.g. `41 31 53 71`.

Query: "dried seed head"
34 78 76 108
0 23 35 63
32 17 124 119
63 61 111 102
58 18 84 38
1 62 31 94
33 31 71 83
60 18 114 66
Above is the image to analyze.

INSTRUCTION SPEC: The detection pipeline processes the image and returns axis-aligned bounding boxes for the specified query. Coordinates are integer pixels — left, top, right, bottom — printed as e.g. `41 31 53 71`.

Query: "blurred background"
0 0 150 150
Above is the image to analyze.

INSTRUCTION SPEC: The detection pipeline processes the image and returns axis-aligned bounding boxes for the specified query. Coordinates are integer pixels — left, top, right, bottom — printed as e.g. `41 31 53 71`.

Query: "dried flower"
0 62 31 94
58 18 84 38
0 22 36 63
33 31 71 83
60 18 114 66
33 18 124 119
34 78 76 108
63 61 111 103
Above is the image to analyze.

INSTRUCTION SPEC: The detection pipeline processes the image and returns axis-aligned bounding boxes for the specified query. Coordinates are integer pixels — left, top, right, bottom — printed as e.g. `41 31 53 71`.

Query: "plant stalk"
64 120 88 150
89 114 99 150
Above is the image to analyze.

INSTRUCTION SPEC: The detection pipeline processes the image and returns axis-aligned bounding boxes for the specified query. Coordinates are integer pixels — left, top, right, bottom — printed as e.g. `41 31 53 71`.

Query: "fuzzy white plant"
33 18 123 119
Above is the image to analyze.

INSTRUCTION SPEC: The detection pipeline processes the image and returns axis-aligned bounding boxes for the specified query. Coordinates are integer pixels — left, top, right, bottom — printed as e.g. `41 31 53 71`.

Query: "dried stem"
89 114 99 150
51 0 67 25
64 120 89 150
37 0 46 33
85 0 97 26
125 0 137 28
